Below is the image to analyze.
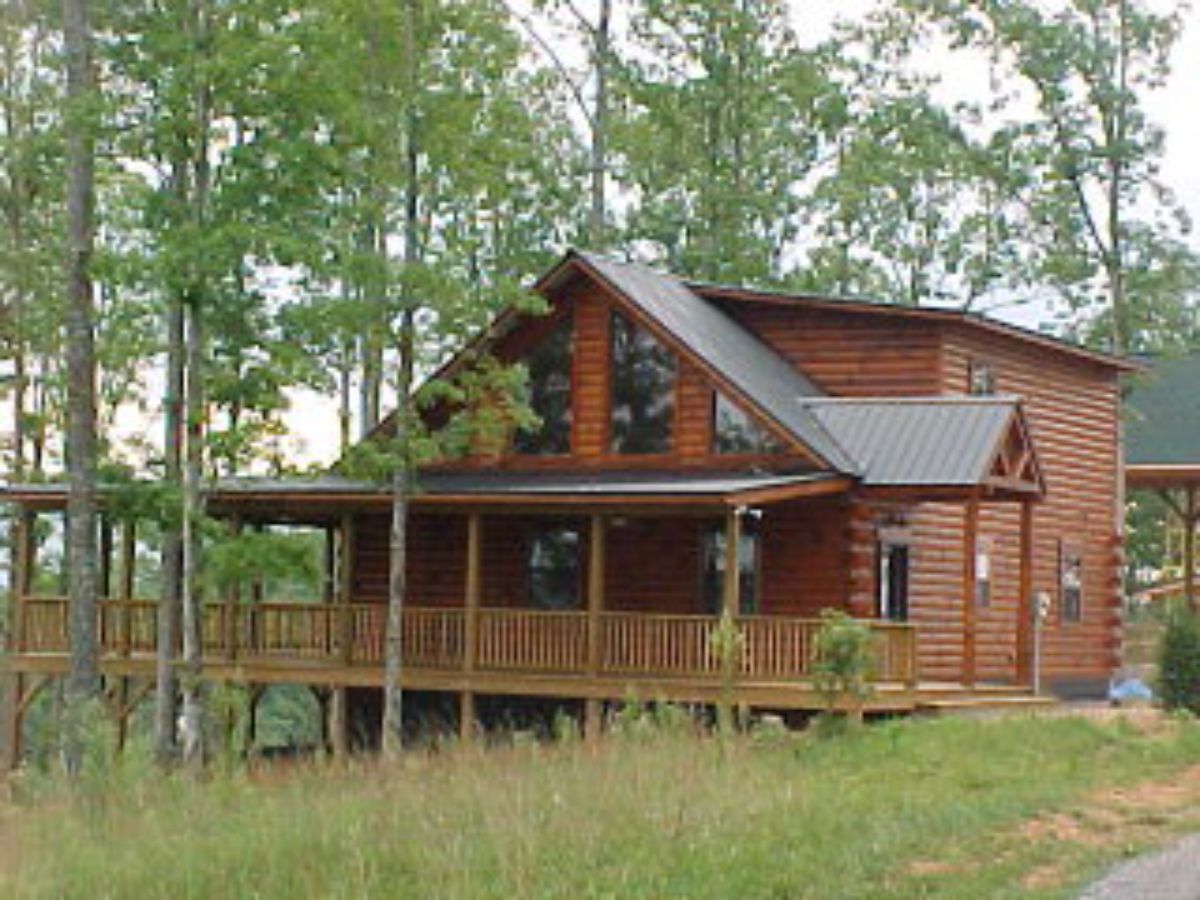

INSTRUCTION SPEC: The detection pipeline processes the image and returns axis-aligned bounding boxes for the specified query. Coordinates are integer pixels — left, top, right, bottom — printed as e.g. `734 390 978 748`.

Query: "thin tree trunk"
588 0 611 249
155 241 186 765
61 0 99 774
382 0 421 757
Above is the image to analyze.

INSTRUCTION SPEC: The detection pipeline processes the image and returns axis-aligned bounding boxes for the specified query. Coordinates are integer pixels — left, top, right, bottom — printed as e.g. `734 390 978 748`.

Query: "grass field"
5 712 1200 899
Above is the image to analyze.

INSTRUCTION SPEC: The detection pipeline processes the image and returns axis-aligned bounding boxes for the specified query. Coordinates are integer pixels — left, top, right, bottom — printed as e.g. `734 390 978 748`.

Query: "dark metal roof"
1125 354 1200 466
802 397 1020 487
1 470 846 504
574 252 859 472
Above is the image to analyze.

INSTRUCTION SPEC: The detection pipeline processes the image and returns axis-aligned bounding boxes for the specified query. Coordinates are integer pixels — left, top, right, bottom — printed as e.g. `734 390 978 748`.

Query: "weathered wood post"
962 495 980 688
120 520 136 657
585 514 606 741
460 512 482 743
224 517 242 663
2 509 35 770
1185 487 1197 612
1016 499 1035 686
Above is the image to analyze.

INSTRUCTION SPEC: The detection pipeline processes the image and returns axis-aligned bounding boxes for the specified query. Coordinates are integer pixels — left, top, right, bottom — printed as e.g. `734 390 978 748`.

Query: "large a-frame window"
610 310 675 454
513 318 573 456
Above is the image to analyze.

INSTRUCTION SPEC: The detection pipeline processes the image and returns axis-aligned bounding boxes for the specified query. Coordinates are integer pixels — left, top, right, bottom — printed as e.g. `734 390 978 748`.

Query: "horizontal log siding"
943 328 1121 684
759 497 849 616
717 302 943 396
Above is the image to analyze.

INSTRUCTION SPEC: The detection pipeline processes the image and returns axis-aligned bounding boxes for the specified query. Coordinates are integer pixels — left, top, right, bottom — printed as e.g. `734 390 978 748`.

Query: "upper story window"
712 391 784 455
610 310 675 454
969 360 997 395
513 318 573 456
528 526 581 610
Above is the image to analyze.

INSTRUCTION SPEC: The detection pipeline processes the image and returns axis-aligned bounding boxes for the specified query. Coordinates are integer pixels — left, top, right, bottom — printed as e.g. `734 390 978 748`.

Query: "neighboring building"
2 250 1133 757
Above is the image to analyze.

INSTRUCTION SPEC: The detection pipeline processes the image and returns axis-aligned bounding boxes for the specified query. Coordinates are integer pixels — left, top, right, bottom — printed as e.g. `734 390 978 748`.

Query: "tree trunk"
382 0 421 757
61 0 99 774
588 0 611 248
155 259 186 766
180 296 206 766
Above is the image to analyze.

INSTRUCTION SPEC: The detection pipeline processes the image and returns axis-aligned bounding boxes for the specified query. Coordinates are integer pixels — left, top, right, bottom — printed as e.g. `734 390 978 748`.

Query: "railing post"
906 625 919 691
460 512 482 742
10 510 34 654
339 515 355 666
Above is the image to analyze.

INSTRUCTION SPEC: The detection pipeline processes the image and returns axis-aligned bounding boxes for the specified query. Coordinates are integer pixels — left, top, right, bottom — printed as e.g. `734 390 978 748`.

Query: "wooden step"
915 694 1059 716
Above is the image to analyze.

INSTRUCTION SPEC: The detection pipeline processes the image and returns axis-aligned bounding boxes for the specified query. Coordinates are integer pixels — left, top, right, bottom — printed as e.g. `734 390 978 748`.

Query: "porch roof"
0 470 854 520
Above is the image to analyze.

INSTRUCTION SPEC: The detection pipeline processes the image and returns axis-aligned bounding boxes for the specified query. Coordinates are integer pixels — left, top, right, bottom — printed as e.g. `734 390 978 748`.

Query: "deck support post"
224 517 242 662
1016 499 1035 686
460 512 482 743
585 514 607 742
963 496 980 688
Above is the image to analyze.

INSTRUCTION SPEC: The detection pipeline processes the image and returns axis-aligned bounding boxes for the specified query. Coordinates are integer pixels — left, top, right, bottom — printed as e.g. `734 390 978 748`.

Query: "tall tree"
900 0 1198 351
61 0 100 771
617 0 834 283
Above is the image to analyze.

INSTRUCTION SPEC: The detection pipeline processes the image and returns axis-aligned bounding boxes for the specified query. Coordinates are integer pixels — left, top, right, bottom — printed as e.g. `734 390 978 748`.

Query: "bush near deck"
5 715 1200 899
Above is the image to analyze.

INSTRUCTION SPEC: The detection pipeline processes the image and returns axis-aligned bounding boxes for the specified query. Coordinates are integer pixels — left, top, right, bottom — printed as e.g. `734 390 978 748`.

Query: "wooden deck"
6 596 940 711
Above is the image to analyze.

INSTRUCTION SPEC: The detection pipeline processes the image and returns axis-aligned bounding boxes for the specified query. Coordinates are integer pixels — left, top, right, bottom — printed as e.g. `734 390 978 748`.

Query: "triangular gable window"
712 391 784 455
513 317 573 456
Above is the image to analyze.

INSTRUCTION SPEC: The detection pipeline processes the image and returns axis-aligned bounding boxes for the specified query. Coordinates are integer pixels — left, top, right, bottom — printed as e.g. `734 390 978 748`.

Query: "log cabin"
1 250 1134 758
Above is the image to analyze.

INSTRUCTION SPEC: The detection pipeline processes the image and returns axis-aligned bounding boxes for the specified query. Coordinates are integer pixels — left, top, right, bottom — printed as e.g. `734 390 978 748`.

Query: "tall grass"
6 715 1200 899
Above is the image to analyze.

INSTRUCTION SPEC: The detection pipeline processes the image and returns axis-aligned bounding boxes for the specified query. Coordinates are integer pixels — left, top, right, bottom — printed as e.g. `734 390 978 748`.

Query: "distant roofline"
688 280 1142 373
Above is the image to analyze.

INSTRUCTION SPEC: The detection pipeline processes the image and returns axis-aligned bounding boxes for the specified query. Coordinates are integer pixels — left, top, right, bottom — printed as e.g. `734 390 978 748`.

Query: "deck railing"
13 597 918 686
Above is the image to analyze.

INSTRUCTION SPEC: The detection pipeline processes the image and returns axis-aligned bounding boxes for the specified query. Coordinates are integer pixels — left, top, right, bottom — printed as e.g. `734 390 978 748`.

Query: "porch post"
723 507 742 618
1016 499 1034 686
585 514 606 741
224 517 242 662
330 514 355 759
3 509 35 771
119 520 136 657
963 496 980 688
460 512 482 742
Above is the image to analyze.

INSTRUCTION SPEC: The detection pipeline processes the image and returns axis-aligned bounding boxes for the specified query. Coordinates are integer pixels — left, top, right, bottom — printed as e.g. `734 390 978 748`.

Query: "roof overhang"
1125 464 1200 490
1 471 855 523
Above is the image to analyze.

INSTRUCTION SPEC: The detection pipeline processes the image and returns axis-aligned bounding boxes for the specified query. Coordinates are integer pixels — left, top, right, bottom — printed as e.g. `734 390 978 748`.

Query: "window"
712 392 784 455
969 360 997 395
528 527 582 610
513 319 573 455
1060 541 1082 623
877 540 910 622
610 310 675 454
700 519 759 615
975 537 993 608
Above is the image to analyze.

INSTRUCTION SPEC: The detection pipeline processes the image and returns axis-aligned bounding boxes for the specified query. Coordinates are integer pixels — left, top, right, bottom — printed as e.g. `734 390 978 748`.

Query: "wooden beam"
461 512 482 742
225 517 242 663
338 515 355 665
962 496 979 688
1016 499 1034 686
723 508 742 618
585 514 606 741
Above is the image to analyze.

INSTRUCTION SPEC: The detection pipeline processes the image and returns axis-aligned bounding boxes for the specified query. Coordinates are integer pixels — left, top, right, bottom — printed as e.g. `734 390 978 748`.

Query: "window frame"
711 390 785 456
609 309 677 456
975 536 993 608
968 359 997 396
1059 540 1083 624
699 518 761 616
526 524 583 611
512 314 574 457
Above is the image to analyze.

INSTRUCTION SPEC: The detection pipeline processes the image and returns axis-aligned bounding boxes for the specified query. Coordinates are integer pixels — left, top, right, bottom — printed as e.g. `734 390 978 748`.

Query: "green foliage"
1158 604 1200 713
811 608 876 716
9 716 1200 898
708 611 745 736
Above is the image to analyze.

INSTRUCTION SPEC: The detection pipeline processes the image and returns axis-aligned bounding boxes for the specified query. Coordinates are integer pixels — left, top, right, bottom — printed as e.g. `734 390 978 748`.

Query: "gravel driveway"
1080 834 1200 899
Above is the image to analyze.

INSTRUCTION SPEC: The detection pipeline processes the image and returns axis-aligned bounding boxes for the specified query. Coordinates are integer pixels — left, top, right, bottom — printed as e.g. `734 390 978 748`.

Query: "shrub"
1158 605 1200 712
812 609 876 722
